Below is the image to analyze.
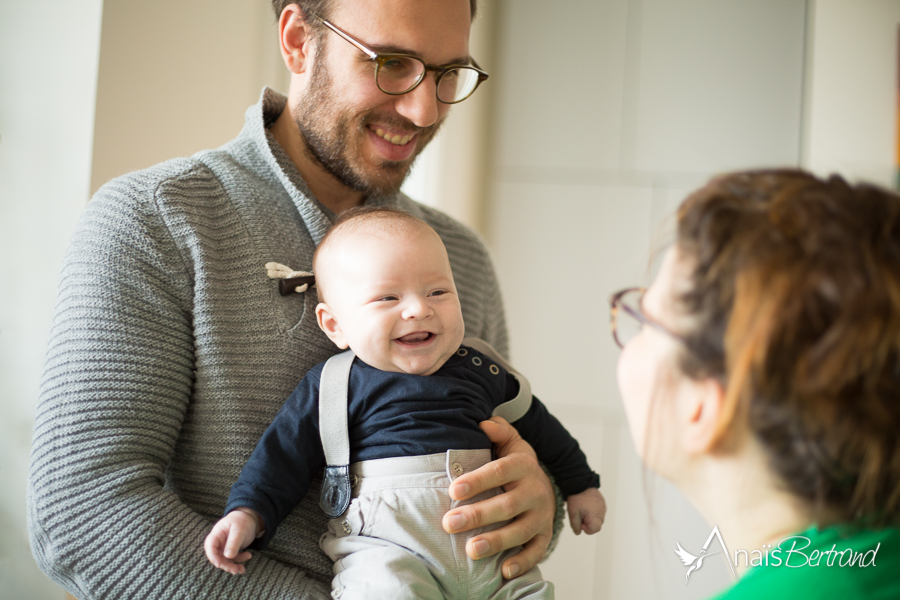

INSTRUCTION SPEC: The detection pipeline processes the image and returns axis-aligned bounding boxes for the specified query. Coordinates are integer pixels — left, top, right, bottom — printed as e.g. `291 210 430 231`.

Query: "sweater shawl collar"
239 87 405 246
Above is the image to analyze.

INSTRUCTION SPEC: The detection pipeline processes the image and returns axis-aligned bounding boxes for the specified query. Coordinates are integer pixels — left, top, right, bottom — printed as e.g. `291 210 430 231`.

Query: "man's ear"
679 378 728 455
278 4 316 75
316 302 349 349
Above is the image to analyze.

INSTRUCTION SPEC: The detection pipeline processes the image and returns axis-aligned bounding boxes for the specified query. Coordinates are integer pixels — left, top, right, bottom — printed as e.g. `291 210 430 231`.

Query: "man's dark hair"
271 1 477 23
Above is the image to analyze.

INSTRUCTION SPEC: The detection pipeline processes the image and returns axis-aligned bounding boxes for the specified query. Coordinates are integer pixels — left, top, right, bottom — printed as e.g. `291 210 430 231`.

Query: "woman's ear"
679 377 728 455
316 302 349 349
278 4 316 75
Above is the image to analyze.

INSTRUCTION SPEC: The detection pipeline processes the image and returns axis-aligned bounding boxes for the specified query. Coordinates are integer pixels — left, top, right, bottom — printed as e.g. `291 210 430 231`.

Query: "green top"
713 525 900 599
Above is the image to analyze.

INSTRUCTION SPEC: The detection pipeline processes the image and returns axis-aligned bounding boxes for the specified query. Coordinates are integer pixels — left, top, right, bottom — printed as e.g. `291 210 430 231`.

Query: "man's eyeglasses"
608 287 686 349
313 15 489 104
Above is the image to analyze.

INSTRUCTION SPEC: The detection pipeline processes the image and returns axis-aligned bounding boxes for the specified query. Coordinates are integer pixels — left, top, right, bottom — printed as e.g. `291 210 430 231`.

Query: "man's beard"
293 52 444 198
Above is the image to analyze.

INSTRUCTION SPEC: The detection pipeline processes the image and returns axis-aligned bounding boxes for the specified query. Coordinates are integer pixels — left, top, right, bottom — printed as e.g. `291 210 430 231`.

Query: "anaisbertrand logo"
675 526 736 584
675 526 881 585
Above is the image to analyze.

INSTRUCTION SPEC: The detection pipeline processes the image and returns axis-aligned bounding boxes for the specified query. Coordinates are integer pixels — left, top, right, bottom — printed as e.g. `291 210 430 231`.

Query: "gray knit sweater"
28 88 509 600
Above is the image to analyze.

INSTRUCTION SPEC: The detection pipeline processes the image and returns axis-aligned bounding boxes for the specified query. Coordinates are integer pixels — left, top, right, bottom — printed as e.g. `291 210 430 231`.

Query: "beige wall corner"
802 0 900 188
90 0 290 195
401 0 499 234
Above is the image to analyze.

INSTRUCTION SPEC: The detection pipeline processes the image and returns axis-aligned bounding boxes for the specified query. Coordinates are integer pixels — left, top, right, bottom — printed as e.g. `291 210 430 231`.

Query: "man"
28 1 558 598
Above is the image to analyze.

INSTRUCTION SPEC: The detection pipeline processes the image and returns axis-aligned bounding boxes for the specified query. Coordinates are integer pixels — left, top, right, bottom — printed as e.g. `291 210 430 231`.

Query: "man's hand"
441 416 555 580
203 508 261 575
566 487 606 535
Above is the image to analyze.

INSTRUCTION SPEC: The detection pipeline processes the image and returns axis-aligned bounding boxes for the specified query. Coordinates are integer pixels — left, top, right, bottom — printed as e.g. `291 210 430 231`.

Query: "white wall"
0 2 104 598
2 1 288 597
802 0 900 188
485 1 808 598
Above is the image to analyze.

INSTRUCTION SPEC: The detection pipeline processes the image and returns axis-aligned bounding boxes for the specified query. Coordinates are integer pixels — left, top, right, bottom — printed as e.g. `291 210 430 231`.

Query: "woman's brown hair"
675 168 900 526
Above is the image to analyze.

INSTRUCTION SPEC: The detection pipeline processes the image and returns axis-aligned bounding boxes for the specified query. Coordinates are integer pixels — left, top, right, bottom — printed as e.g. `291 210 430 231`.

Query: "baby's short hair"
313 206 436 301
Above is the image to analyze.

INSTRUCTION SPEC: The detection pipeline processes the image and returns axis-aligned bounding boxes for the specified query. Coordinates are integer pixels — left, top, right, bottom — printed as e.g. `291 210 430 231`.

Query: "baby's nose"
402 296 433 319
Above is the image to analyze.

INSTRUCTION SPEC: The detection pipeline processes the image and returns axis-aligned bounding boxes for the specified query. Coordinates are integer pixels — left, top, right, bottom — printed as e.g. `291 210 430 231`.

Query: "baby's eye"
376 295 398 302
428 290 447 297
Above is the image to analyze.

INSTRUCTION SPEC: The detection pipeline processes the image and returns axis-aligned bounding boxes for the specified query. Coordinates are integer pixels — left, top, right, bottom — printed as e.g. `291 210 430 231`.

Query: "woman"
610 169 900 598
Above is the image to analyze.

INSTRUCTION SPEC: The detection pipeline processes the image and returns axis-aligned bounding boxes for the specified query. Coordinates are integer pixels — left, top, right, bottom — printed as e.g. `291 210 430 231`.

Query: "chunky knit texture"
28 89 508 600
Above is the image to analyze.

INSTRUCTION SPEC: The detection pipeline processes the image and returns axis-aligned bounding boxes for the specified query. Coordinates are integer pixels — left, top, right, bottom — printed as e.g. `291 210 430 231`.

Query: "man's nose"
393 75 443 128
401 295 434 320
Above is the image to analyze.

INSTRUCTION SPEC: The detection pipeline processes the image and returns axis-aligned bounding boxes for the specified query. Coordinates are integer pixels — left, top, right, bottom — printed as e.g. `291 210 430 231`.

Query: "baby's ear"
315 303 349 349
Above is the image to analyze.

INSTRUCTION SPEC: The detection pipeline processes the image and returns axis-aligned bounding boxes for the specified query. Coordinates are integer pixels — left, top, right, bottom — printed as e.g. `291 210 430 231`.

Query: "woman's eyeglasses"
608 287 687 349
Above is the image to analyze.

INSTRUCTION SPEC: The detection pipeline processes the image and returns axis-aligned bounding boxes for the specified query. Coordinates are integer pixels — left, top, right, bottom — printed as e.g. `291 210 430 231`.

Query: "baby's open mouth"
396 332 434 344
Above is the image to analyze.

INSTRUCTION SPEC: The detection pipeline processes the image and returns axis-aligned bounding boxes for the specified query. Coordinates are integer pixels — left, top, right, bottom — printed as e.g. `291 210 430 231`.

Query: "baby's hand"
566 488 607 535
203 508 262 575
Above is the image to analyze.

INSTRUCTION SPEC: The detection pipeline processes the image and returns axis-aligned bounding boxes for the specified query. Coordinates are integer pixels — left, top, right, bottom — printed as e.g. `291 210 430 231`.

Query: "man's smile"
371 126 415 146
366 125 419 161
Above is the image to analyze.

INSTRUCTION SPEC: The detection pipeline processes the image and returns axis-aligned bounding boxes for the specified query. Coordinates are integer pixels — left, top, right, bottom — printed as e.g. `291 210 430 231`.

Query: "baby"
205 207 606 599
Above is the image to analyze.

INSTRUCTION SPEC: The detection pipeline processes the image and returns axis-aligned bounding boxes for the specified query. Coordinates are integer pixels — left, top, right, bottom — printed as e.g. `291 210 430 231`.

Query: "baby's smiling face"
315 222 465 376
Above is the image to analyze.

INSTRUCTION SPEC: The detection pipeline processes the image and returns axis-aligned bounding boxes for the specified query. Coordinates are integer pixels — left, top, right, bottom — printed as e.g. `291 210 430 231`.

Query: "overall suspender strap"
462 337 533 423
318 349 355 518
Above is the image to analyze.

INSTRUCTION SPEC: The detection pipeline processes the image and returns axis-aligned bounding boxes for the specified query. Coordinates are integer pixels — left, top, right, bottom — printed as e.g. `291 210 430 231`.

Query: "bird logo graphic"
673 526 737 586
675 541 720 584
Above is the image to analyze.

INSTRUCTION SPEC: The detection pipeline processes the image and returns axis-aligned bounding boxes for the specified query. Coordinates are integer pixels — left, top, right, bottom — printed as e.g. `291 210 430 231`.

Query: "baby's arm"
566 487 607 535
502 391 605 536
204 508 263 575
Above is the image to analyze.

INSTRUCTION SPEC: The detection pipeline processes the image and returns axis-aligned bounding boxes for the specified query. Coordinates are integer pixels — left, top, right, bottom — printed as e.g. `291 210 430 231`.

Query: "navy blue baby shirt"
225 346 600 549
